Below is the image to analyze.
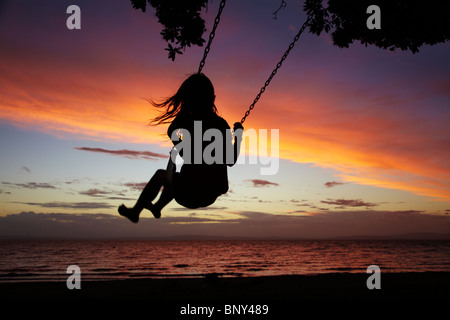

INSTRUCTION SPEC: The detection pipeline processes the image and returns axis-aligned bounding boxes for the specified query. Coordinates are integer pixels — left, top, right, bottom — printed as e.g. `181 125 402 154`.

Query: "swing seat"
172 162 228 209
174 190 217 209
174 181 220 209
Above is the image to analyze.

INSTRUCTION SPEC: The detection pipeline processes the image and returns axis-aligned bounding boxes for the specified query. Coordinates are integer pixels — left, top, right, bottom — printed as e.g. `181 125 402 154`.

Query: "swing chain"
198 0 227 74
240 14 312 124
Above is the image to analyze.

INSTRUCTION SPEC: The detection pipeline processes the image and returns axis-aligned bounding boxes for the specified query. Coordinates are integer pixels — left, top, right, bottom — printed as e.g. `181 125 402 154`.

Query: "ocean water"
0 240 449 282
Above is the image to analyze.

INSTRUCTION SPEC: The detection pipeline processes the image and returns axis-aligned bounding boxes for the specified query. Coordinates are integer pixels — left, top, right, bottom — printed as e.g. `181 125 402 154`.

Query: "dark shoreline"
1 272 449 301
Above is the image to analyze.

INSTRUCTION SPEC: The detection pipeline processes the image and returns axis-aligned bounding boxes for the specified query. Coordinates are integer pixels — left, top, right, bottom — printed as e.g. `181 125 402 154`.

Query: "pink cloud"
247 179 279 187
75 147 168 160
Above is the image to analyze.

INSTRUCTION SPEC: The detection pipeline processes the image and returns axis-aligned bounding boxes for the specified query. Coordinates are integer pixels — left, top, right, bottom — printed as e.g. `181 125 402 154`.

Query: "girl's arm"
167 116 185 158
228 122 243 167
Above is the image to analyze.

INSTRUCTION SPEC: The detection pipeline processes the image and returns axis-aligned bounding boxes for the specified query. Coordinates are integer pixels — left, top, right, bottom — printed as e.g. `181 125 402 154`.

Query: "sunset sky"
0 0 449 239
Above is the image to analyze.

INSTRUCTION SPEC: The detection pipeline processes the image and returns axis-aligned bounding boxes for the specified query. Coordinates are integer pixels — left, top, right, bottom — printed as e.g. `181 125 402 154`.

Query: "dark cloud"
64 180 79 185
123 182 147 191
75 147 169 161
106 196 135 201
229 210 450 239
0 210 449 239
2 182 56 189
80 188 111 197
21 166 31 173
321 199 377 208
170 206 228 212
247 179 279 187
19 201 115 209
392 210 425 215
287 210 308 214
324 181 344 188
79 188 134 200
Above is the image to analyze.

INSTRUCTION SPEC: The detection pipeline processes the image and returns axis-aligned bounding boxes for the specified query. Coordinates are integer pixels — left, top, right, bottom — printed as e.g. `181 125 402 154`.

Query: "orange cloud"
2 60 449 201
0 43 177 146
1 19 448 203
232 81 450 201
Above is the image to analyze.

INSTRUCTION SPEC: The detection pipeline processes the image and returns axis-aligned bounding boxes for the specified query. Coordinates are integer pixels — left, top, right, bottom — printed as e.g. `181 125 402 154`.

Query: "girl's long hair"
151 73 218 125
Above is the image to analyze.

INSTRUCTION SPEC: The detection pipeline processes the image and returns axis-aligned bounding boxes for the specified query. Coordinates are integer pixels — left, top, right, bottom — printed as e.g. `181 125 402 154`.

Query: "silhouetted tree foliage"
131 0 450 60
131 0 208 60
305 0 450 53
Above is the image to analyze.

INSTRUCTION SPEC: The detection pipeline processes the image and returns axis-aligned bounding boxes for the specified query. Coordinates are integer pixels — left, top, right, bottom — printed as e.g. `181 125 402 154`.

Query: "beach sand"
1 272 448 315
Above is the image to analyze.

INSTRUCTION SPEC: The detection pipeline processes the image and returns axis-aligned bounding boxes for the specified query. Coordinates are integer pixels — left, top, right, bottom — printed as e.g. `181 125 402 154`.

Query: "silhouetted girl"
119 73 243 222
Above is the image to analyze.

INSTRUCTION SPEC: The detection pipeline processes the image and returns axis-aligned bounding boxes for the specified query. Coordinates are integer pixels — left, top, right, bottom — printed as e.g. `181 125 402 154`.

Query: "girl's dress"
168 111 233 208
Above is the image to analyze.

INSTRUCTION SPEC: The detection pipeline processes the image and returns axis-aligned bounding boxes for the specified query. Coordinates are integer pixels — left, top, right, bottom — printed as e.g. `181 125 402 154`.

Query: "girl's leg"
119 169 169 222
146 157 176 218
